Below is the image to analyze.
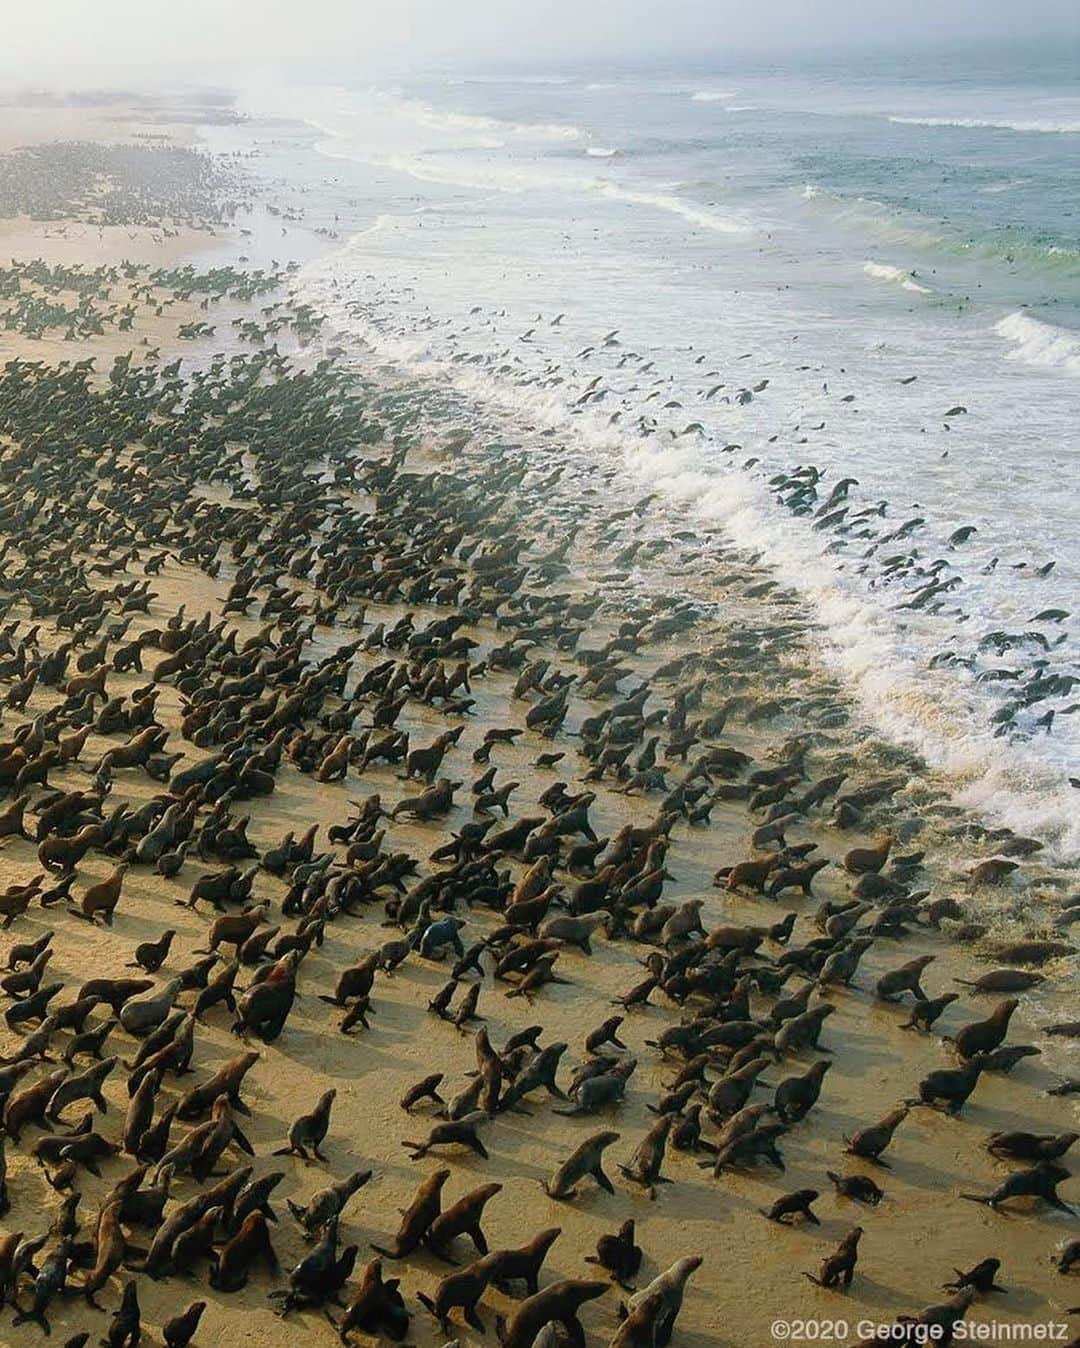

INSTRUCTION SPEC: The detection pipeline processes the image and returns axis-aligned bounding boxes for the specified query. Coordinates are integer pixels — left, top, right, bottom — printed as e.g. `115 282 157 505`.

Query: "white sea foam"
598 183 752 234
994 311 1080 377
691 90 735 103
585 146 619 158
387 93 583 142
863 260 932 294
334 149 755 235
890 114 1080 134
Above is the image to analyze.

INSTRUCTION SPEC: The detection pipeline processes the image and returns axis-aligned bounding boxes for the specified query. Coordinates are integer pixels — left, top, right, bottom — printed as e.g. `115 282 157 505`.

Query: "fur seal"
586 1219 641 1288
210 1210 278 1291
78 1197 126 1307
900 993 958 1032
329 1257 410 1341
275 1088 336 1160
585 1016 627 1055
804 1227 862 1289
498 1042 568 1111
875 954 934 1002
774 1005 835 1056
611 1288 667 1348
761 1188 820 1224
496 1278 609 1348
620 1255 702 1347
943 1257 1006 1293
426 1181 502 1258
163 1300 207 1348
4 1065 68 1140
120 978 184 1036
827 1171 884 1206
127 930 176 974
555 1060 635 1115
73 861 129 925
13 1238 72 1334
986 1130 1077 1162
961 1161 1073 1213
954 969 1043 994
170 1206 223 1276
47 1055 117 1121
141 1167 251 1278
230 1170 285 1233
950 1000 1018 1059
176 1051 259 1120
484 1226 561 1295
618 1115 672 1199
908 1056 987 1114
843 1108 907 1167
270 1215 357 1314
372 1168 451 1258
544 1130 620 1199
287 1170 372 1237
773 1060 831 1123
417 1254 496 1333
980 1044 1040 1073
403 1111 489 1160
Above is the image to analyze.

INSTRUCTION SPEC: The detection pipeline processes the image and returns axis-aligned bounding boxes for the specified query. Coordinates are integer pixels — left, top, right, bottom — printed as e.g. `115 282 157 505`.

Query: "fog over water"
0 0 1077 83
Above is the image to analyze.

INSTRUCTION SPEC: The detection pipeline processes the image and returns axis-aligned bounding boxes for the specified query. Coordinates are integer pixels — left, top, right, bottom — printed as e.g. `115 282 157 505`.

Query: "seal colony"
0 109 1072 1348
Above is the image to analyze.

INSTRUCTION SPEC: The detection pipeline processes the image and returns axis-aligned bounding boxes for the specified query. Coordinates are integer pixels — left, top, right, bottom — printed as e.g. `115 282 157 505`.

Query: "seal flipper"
593 1163 614 1195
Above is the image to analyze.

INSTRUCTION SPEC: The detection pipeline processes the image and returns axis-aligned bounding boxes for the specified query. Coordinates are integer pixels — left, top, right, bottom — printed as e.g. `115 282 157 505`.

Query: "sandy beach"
0 93 1073 1348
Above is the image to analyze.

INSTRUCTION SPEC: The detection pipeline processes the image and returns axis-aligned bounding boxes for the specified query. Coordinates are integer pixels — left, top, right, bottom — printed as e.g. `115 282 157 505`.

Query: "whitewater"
236 38 1080 856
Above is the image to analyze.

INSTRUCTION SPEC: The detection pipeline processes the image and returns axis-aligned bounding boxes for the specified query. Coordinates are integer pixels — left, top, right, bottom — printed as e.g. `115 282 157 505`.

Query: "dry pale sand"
0 110 1074 1348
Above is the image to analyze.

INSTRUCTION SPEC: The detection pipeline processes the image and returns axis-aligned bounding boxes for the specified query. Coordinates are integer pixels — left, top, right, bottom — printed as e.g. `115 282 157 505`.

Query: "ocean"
231 37 1080 857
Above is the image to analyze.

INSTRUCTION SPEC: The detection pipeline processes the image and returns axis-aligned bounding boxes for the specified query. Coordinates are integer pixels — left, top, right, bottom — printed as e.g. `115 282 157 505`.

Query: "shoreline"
0 96 1073 1348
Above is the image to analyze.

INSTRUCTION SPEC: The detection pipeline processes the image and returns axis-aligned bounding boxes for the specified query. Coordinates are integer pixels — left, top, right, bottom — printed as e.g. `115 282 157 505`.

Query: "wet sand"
0 105 1074 1348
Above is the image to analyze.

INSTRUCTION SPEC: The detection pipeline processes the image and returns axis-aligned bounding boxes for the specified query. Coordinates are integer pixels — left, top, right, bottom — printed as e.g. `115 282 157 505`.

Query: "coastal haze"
0 4 1076 1348
4 1 1075 76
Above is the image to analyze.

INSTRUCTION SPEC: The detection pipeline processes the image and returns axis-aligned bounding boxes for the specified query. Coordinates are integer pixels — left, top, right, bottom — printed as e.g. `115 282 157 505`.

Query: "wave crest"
890 114 1080 134
994 311 1080 376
